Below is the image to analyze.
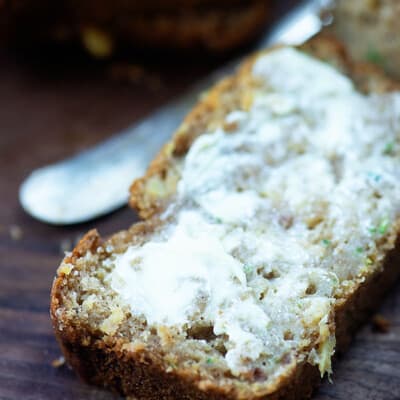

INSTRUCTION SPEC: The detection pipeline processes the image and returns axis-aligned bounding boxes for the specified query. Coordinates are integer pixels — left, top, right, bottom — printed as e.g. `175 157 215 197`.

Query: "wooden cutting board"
1 6 399 399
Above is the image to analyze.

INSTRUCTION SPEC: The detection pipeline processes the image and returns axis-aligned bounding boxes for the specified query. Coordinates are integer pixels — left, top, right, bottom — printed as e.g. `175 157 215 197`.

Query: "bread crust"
51 35 400 399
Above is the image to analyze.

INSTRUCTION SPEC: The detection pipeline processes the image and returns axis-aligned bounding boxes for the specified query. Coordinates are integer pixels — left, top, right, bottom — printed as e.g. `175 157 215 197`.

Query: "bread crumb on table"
51 356 66 368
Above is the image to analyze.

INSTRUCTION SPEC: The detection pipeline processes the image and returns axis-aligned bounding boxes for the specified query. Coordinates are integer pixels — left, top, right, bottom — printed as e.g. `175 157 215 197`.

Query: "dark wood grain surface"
1 4 400 399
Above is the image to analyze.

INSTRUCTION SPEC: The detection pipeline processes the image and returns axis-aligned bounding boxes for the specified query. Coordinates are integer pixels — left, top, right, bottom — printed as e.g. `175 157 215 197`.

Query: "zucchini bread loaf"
1 0 272 56
51 36 400 399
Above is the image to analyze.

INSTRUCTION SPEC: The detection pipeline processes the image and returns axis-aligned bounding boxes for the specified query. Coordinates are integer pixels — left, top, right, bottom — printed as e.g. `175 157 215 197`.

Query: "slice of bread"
51 36 400 399
129 36 399 219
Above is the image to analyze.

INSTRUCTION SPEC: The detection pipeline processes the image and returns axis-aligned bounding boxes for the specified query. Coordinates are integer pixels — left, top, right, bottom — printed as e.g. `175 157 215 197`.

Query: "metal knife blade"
19 0 323 225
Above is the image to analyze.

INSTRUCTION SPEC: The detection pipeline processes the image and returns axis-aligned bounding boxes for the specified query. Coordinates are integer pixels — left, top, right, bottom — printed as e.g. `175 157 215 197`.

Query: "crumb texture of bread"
51 37 400 400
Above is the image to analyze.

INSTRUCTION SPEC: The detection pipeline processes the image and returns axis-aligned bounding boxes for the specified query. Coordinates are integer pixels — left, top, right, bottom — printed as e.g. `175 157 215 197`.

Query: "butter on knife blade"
19 0 322 225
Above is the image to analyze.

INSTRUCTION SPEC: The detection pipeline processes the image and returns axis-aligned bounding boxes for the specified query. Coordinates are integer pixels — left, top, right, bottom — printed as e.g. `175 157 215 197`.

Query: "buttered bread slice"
51 37 400 400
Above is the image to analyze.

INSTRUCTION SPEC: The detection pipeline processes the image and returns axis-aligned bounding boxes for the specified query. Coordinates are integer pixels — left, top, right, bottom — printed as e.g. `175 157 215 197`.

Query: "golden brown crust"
51 35 400 399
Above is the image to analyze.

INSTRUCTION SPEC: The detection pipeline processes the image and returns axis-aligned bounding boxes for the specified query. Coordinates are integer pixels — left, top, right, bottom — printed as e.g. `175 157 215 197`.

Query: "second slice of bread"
51 36 400 399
